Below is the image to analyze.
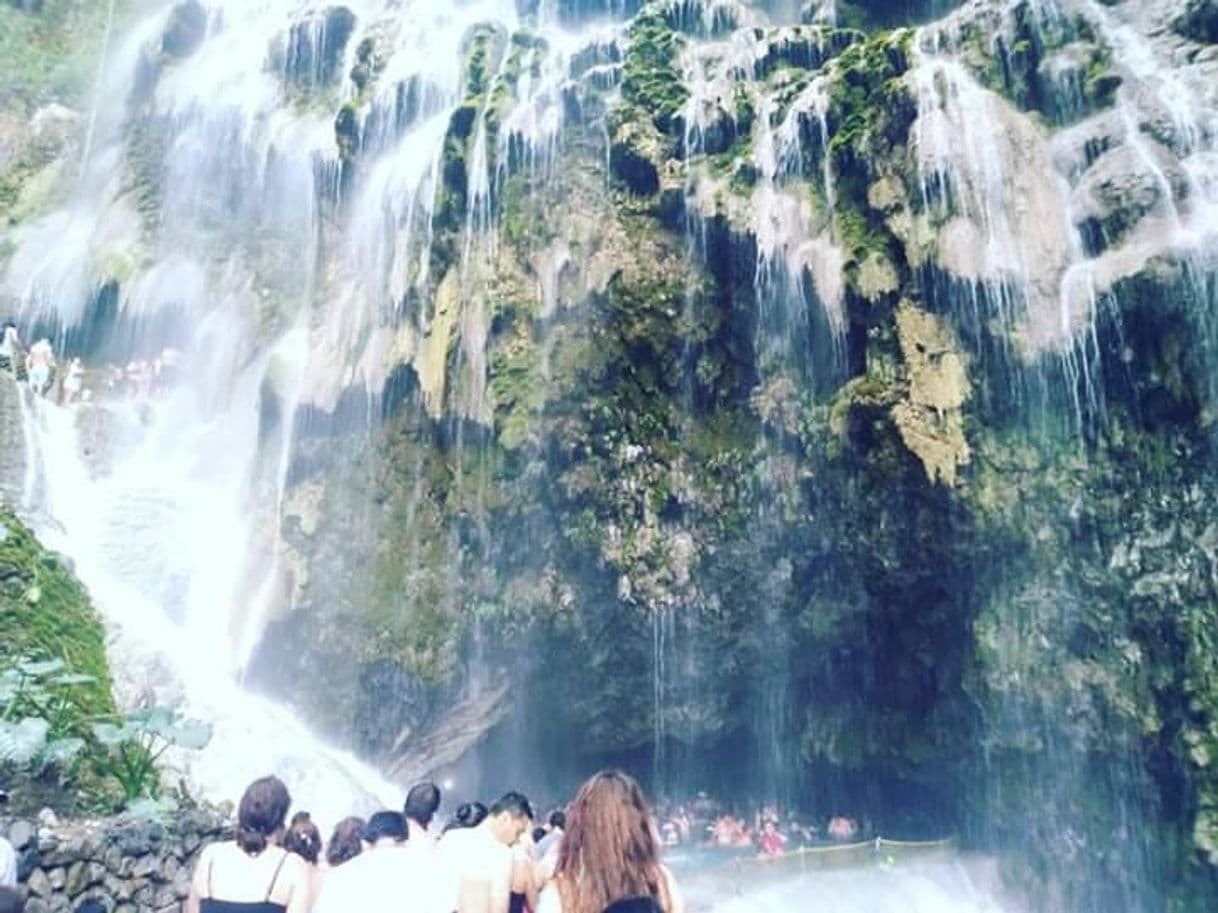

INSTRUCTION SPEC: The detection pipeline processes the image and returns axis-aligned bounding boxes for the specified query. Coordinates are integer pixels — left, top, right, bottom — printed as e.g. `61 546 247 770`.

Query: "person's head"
460 801 488 827
763 820 776 835
555 771 667 913
404 782 441 829
487 791 533 846
327 816 366 867
363 810 408 846
237 776 291 855
444 801 487 833
0 887 22 913
284 813 322 865
532 826 548 844
549 810 566 831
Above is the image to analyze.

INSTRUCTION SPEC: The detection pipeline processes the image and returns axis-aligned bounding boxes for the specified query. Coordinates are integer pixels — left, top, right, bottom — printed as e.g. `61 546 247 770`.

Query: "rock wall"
2 810 229 913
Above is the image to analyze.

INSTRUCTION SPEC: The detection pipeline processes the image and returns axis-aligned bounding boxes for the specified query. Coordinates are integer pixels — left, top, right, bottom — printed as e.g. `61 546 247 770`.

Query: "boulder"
9 819 35 851
1070 143 1187 253
280 6 358 90
609 115 663 195
1175 0 1218 44
161 1 208 59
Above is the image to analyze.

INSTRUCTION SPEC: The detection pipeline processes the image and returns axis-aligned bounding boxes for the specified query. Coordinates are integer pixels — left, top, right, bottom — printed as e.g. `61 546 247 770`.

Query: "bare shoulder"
280 850 310 883
194 841 219 869
660 865 684 913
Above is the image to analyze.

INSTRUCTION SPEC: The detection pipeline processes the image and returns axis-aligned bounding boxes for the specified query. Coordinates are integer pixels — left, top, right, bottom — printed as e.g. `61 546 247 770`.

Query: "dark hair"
533 826 548 843
444 802 488 833
236 776 291 855
404 782 441 827
549 810 567 830
490 791 533 820
284 815 322 865
363 810 408 842
327 817 366 867
0 887 22 913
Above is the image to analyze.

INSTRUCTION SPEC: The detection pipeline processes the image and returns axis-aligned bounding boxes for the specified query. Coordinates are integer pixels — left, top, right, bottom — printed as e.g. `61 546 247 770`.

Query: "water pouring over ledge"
2 0 1218 908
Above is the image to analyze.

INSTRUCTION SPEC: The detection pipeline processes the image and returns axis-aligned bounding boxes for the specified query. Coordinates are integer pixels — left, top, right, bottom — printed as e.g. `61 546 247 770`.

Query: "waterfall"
0 0 621 816
4 0 1218 906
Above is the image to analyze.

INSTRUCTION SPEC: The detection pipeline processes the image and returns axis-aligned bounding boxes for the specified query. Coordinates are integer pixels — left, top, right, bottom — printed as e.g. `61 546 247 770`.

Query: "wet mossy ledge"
0 508 116 723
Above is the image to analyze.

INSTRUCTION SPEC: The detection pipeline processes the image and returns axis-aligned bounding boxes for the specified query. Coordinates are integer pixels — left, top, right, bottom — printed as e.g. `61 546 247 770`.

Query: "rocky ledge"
2 808 230 913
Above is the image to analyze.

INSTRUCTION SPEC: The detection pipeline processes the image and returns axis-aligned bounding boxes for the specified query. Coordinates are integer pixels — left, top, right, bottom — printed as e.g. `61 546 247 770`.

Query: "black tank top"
200 848 290 913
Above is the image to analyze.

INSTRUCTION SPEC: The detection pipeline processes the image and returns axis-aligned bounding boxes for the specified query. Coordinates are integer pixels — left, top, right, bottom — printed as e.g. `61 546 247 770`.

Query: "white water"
707 861 1020 913
2 0 614 820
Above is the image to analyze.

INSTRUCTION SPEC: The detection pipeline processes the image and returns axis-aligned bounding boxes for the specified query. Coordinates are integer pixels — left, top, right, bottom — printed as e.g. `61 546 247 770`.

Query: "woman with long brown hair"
537 771 683 913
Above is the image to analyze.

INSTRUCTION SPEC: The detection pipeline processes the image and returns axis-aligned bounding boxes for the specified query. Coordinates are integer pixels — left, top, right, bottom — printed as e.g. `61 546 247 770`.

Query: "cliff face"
3 0 1218 907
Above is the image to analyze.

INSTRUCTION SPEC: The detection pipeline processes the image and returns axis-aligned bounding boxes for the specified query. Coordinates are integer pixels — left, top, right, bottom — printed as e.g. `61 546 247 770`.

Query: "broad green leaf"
171 719 213 750
18 659 64 677
0 717 50 764
92 722 130 747
49 673 95 687
43 737 85 763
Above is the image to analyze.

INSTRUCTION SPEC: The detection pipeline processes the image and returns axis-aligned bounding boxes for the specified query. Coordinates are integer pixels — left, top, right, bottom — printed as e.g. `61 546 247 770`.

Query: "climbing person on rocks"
61 357 84 406
0 322 21 377
455 792 534 913
25 338 54 398
185 775 310 913
537 771 683 913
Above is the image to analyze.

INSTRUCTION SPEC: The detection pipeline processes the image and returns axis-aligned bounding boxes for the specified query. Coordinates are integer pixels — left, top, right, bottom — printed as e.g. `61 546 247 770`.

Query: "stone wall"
2 809 231 913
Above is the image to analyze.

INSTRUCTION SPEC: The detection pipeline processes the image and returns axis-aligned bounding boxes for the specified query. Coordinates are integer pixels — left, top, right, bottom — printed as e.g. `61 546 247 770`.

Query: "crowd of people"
147 769 686 913
653 796 861 857
0 320 181 405
0 770 681 913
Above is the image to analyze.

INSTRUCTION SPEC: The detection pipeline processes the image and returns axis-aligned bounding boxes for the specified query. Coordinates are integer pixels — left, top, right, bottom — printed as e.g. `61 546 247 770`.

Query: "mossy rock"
609 111 663 195
1176 0 1218 44
622 3 689 135
0 508 116 721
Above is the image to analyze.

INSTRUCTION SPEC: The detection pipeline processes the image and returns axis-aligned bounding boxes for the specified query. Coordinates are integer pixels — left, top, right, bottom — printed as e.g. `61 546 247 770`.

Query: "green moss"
0 0 127 113
825 29 914 301
622 2 689 134
490 321 544 452
0 509 116 723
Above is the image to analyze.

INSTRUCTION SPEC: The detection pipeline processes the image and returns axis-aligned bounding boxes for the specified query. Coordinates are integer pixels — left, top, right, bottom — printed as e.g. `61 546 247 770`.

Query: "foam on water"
706 860 1021 913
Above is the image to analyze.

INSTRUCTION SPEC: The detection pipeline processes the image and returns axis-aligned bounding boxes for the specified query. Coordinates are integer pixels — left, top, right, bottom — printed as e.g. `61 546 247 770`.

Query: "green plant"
0 657 93 769
92 707 212 803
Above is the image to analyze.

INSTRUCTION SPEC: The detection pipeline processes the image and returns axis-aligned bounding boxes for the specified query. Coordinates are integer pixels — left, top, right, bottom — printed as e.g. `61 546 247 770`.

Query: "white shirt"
446 825 513 913
0 836 16 888
313 843 439 913
536 867 682 913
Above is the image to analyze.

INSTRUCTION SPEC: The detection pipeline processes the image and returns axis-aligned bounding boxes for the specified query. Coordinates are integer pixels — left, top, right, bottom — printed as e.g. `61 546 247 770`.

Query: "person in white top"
536 771 683 913
313 811 433 913
0 835 17 888
405 782 442 849
0 322 21 376
455 792 533 913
